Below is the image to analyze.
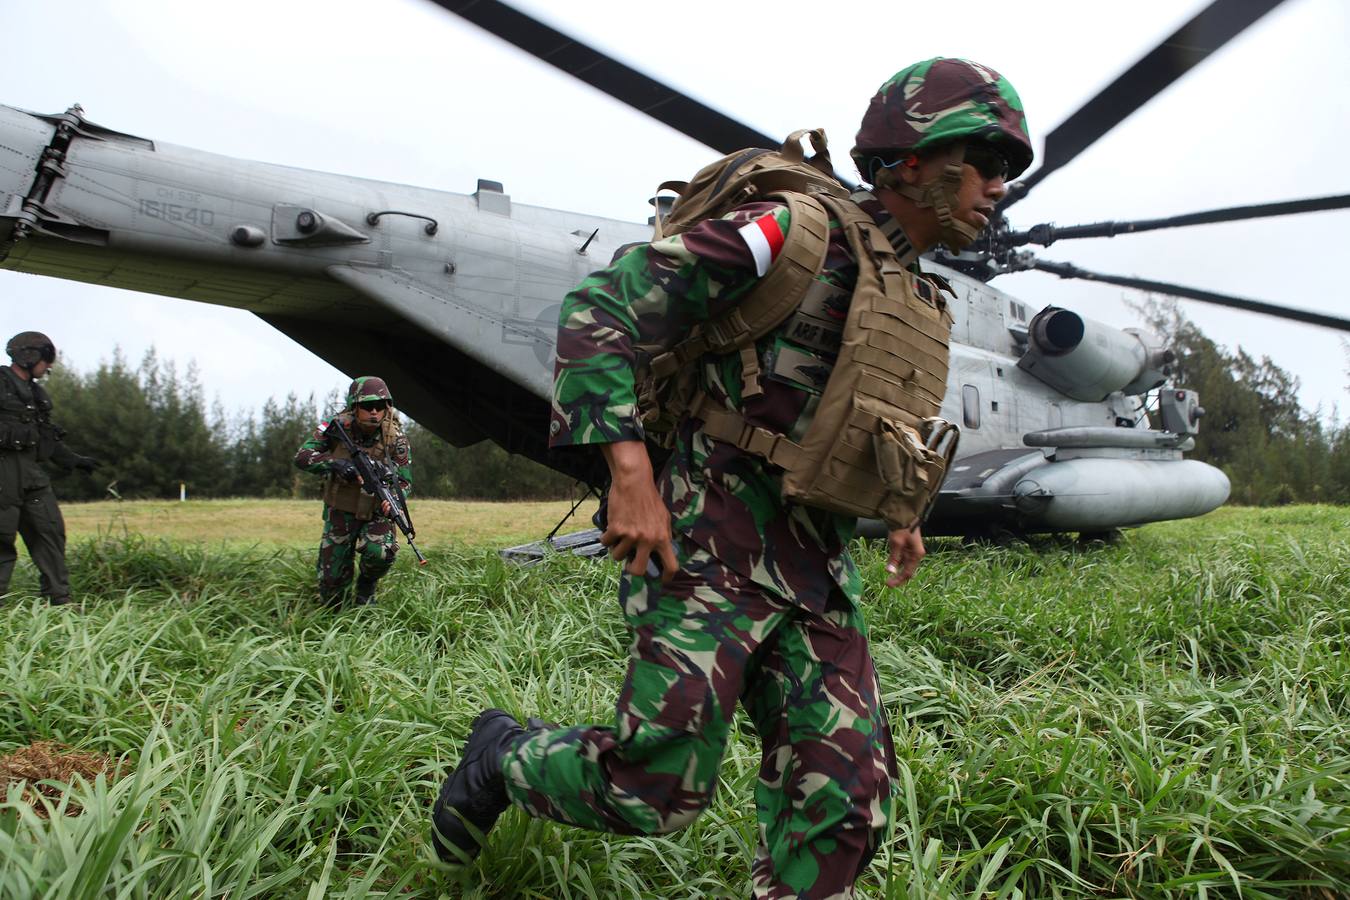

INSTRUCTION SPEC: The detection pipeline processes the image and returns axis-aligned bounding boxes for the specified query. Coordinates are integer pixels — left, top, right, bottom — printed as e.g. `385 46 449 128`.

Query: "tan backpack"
640 131 959 530
635 130 844 435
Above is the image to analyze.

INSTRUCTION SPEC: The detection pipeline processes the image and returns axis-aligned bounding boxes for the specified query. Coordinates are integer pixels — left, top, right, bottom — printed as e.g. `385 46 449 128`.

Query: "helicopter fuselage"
0 103 1230 534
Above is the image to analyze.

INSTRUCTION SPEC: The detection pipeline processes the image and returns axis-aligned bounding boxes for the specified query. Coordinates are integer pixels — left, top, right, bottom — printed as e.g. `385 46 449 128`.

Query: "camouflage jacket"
294 412 413 490
550 190 929 612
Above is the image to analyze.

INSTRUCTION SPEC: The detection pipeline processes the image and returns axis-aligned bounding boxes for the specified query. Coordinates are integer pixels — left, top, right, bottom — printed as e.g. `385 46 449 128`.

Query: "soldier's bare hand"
885 526 926 587
381 500 392 516
600 441 677 583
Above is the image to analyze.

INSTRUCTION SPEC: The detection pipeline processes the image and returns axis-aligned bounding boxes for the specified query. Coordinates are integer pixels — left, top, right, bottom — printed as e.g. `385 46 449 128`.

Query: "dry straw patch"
0 741 122 817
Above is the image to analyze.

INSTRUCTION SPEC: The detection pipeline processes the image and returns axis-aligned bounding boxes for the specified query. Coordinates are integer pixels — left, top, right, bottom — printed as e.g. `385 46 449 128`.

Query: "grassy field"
58 497 603 550
1 504 1347 897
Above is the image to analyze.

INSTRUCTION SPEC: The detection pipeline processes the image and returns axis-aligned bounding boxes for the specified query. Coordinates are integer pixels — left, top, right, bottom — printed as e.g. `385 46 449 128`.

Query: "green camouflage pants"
502 536 896 899
0 488 70 602
316 506 397 595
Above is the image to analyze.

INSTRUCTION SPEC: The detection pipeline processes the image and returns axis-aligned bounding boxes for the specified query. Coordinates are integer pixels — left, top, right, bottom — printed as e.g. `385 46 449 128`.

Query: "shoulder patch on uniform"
318 419 330 431
737 212 786 277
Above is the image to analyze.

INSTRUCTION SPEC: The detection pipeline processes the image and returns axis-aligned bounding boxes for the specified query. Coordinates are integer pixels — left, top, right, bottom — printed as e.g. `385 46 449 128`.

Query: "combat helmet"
852 57 1033 250
6 331 56 370
346 375 393 408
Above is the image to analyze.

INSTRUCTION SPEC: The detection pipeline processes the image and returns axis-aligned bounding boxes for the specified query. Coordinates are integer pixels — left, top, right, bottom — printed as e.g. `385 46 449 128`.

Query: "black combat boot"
48 595 72 607
431 709 526 863
353 575 378 606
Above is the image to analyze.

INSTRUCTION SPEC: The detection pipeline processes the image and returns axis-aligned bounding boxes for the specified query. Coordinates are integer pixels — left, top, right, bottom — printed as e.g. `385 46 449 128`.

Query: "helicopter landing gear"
1076 529 1122 545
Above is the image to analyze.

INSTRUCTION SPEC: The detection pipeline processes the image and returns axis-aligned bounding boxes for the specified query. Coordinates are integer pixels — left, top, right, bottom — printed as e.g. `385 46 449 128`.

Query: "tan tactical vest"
639 131 959 530
321 414 401 520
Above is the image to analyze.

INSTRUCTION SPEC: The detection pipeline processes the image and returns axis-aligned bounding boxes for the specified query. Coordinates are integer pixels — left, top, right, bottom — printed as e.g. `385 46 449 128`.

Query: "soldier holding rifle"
294 376 416 607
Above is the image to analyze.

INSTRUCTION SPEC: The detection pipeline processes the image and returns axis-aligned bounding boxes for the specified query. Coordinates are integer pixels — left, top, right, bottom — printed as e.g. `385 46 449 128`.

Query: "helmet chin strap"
877 142 980 251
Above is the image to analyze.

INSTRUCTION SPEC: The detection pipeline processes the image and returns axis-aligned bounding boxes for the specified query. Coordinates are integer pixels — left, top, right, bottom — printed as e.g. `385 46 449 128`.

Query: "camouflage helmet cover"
6 331 56 368
852 57 1033 179
346 375 392 407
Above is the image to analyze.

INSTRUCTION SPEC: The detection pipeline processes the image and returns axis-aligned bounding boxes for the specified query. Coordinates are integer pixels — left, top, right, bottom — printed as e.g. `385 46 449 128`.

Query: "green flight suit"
0 367 81 603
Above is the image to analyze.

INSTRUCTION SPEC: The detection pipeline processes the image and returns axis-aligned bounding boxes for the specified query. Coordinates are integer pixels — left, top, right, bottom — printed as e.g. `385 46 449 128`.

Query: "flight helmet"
6 332 56 370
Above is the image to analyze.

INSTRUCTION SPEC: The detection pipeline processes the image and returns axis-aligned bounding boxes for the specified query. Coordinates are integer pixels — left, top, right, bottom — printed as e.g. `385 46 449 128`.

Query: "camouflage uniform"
440 58 1032 898
505 193 926 897
293 381 412 604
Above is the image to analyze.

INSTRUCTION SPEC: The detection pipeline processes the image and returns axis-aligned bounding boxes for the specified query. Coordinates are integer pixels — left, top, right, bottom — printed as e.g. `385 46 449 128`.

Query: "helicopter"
1 0 1346 538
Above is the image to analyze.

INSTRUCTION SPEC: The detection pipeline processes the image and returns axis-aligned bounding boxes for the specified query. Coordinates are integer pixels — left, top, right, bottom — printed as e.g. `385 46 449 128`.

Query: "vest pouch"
781 390 912 520
0 422 38 450
873 417 954 530
322 477 378 519
780 387 953 529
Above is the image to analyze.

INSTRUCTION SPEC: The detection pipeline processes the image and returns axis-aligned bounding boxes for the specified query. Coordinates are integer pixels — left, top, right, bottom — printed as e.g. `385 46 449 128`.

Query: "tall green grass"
1 506 1347 897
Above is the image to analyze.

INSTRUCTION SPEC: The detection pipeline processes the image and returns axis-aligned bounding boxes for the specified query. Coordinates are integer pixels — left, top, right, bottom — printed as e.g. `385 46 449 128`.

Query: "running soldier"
294 376 412 607
0 332 98 606
434 59 1033 897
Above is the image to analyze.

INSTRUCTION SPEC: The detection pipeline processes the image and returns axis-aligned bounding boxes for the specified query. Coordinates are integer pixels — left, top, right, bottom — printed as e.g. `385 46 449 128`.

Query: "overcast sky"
3 0 1348 422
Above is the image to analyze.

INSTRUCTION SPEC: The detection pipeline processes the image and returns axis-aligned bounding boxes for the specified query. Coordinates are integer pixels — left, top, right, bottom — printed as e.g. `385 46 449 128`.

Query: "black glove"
328 458 359 482
73 455 99 474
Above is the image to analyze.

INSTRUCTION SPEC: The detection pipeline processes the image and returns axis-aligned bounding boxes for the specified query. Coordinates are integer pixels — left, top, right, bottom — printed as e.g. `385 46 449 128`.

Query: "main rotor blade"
1002 0 1288 210
1007 193 1350 247
432 0 778 153
1028 259 1350 332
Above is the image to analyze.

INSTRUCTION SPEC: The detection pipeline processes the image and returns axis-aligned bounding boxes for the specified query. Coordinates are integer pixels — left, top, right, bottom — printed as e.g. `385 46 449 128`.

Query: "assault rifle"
326 417 428 566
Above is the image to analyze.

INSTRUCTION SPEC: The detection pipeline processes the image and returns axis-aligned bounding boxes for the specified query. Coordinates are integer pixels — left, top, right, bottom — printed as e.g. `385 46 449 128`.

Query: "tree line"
37 311 1350 506
41 349 580 503
1141 302 1350 505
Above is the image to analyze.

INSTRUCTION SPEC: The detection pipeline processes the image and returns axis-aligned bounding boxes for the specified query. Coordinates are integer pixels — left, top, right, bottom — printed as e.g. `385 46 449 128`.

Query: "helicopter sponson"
909 300 1229 537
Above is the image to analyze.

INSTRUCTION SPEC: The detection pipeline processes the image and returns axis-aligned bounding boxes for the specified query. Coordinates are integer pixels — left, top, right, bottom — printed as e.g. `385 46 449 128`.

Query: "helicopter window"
962 384 980 429
991 401 1000 412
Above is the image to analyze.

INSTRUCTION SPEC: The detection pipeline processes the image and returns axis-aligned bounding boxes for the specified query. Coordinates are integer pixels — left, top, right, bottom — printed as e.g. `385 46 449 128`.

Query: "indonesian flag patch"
737 212 786 277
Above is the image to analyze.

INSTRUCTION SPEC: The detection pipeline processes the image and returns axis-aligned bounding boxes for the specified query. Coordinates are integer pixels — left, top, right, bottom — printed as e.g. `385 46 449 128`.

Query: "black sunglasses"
356 400 388 411
963 142 1010 181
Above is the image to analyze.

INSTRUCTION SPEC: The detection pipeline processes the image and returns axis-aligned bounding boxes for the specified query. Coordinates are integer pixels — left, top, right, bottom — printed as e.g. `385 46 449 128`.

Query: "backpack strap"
647 190 831 397
693 392 805 469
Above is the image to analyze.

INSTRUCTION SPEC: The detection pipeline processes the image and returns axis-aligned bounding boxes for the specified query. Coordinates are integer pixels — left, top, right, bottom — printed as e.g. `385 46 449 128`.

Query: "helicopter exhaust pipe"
1018 306 1174 401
